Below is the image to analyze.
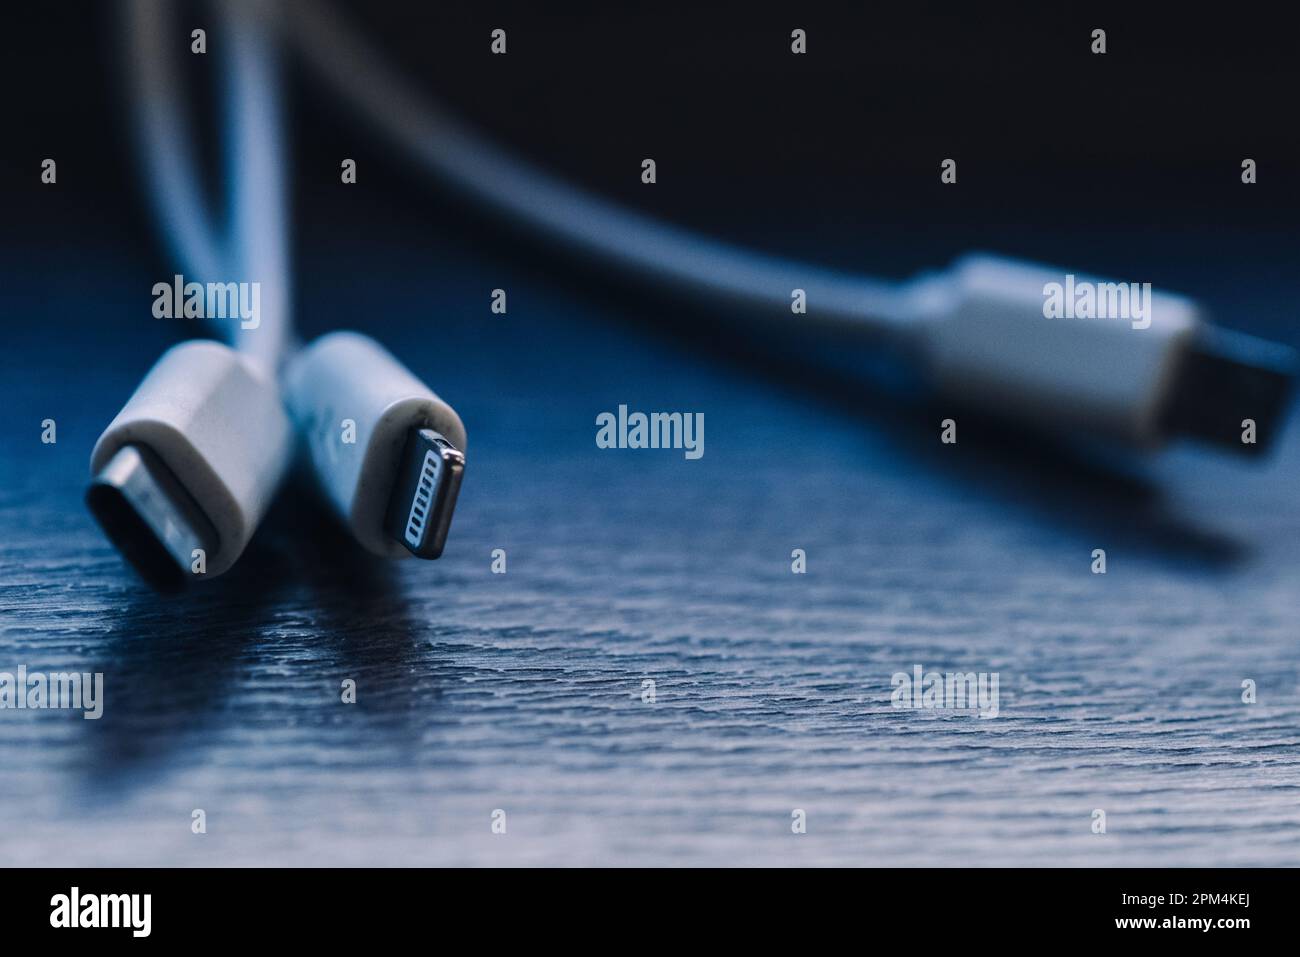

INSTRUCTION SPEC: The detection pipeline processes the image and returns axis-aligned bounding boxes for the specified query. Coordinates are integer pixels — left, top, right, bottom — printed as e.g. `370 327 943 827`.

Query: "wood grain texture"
2 239 1299 867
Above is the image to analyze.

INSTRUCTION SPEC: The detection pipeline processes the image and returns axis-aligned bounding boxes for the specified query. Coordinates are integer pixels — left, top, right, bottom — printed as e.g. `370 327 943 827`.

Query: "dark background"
7 1 1300 305
2 2 1299 867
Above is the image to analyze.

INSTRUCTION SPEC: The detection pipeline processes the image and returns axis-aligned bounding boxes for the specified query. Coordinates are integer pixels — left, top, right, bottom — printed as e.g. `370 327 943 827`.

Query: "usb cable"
88 0 466 590
91 0 1295 589
287 0 1295 455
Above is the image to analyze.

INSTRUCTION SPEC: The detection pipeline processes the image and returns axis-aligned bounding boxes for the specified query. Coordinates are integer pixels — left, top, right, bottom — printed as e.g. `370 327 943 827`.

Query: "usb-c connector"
87 444 218 591
87 340 293 588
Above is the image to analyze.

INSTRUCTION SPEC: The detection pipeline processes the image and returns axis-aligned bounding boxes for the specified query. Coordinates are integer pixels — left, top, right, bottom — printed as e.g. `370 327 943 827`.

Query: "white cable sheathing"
282 332 467 558
89 341 293 577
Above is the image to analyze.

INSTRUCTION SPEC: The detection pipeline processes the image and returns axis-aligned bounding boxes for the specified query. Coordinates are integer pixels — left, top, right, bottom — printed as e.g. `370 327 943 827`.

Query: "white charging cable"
89 0 466 589
286 0 1295 455
92 0 1295 588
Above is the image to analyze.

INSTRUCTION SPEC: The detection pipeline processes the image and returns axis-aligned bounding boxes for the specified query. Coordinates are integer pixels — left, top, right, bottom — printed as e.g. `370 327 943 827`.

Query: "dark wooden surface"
3 229 1300 867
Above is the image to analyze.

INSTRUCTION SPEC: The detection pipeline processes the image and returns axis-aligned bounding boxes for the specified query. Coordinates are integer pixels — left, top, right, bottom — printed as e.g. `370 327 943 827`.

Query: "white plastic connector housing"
282 331 467 558
911 254 1203 447
89 339 293 577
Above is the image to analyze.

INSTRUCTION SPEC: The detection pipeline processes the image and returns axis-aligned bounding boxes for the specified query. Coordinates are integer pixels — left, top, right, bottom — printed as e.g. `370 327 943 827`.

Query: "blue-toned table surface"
2 220 1299 867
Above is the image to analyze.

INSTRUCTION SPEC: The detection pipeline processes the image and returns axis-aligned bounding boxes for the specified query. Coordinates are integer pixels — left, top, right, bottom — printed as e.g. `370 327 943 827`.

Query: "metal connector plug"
1159 328 1297 455
383 428 465 559
86 445 219 591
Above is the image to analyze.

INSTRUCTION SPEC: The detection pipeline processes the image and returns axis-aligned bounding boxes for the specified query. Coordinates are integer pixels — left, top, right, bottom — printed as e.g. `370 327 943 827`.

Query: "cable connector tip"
1160 328 1297 455
86 445 217 591
384 428 465 559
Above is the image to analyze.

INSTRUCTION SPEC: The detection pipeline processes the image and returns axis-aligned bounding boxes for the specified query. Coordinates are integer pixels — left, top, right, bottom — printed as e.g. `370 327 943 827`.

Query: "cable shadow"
71 475 451 805
70 559 276 804
263 478 453 739
655 307 1249 568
